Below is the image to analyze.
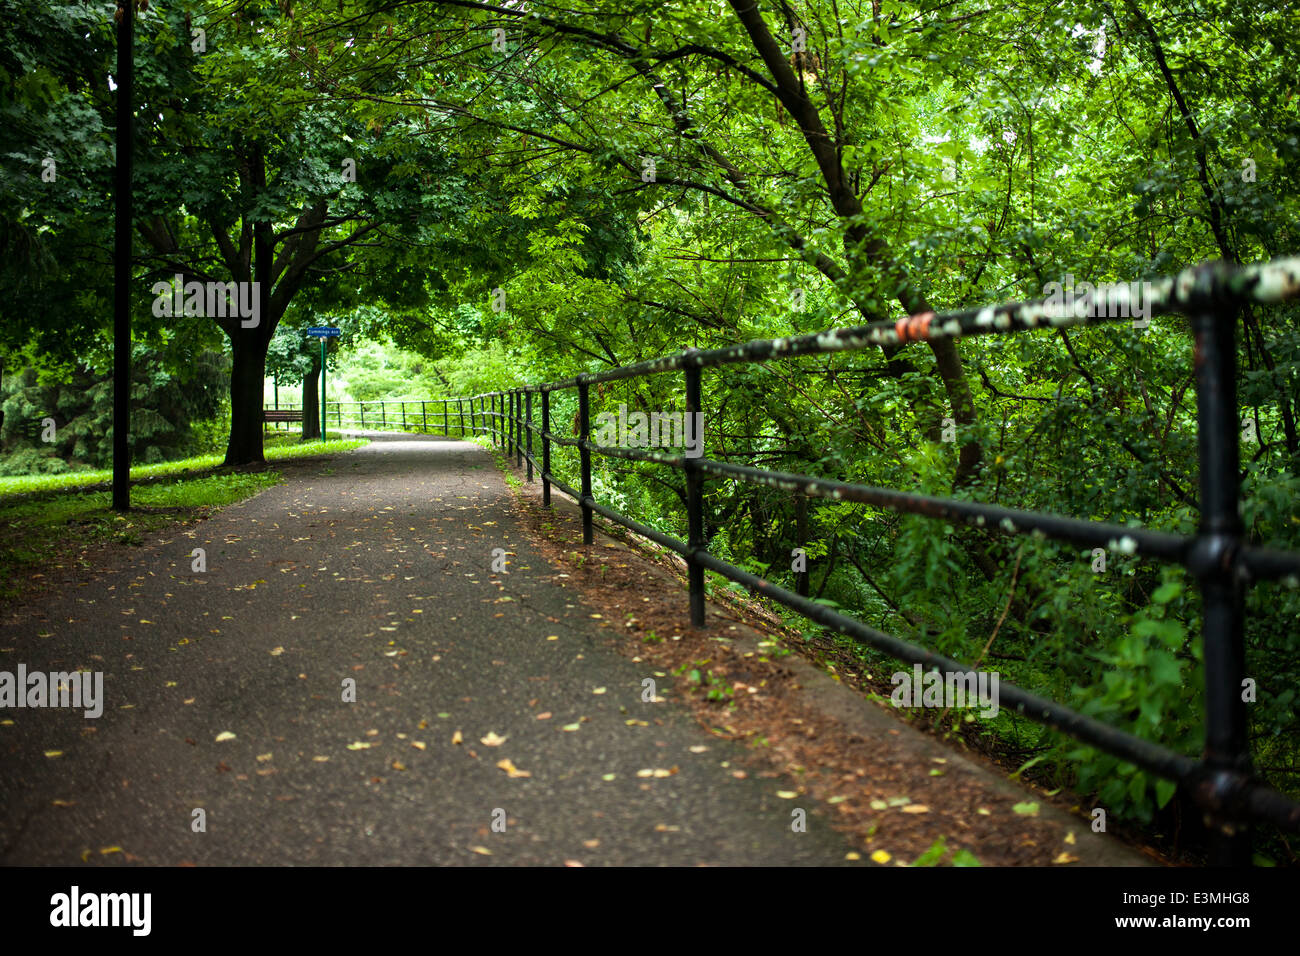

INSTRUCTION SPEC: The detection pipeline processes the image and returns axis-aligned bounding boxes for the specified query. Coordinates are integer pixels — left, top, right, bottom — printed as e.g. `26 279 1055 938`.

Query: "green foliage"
1066 568 1201 821
910 836 982 867
0 348 228 474
675 658 735 704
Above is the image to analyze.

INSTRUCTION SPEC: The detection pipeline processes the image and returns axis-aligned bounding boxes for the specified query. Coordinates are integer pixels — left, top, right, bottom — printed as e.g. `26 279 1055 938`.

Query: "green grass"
493 448 524 492
0 434 367 602
0 435 364 498
0 471 282 601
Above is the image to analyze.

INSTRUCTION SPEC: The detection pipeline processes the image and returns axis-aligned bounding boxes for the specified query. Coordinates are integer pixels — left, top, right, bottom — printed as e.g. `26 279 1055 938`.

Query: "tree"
266 320 327 440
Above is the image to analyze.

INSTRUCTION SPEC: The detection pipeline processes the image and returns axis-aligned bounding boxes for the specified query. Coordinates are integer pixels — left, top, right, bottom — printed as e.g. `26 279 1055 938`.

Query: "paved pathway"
0 434 860 865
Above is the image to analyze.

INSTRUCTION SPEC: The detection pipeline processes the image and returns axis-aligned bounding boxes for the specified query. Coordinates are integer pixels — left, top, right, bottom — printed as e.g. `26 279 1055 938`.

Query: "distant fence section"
261 400 486 436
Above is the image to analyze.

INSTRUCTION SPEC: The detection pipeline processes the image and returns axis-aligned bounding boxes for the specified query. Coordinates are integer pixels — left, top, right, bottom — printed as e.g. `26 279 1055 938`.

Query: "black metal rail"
452 256 1300 865
318 399 490 436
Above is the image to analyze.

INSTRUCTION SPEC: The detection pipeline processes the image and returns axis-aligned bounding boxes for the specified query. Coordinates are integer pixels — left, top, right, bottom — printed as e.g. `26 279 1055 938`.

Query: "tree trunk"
302 350 321 441
223 207 275 466
224 333 268 465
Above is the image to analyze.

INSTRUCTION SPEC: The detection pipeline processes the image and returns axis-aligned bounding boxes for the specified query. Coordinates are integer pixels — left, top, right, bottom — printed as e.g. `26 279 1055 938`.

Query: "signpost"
305 327 341 439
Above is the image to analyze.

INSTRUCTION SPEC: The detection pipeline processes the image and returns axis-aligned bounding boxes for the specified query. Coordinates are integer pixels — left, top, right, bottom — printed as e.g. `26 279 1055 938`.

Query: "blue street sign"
306 326 341 337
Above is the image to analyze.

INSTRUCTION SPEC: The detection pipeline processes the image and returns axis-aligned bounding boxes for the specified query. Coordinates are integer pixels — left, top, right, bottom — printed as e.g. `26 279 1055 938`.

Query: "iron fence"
275 400 491 436
360 256 1300 864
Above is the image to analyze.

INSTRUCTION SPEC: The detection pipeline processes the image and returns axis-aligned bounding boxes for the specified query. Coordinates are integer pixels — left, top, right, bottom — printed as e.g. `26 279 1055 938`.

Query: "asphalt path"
0 434 861 866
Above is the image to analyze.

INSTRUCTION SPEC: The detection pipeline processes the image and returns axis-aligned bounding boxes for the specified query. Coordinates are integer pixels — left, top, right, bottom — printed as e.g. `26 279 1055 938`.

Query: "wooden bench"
263 408 304 430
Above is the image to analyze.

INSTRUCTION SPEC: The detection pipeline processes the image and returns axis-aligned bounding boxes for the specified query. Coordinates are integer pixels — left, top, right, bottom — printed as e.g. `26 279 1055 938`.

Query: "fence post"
443 399 449 435
795 493 810 597
422 401 427 433
525 390 533 482
458 398 465 437
381 401 387 430
401 401 407 431
492 393 498 447
578 378 593 545
360 402 366 430
1190 305 1251 866
685 362 706 628
541 390 551 507
515 390 523 468
508 391 516 459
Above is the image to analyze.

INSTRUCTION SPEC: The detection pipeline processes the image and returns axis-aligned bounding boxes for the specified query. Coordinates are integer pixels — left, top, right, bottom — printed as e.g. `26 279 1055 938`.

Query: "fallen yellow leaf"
497 759 531 778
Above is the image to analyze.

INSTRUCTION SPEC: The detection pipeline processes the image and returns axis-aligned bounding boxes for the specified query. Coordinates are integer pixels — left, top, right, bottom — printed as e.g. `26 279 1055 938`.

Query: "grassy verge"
0 436 366 603
0 434 363 498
